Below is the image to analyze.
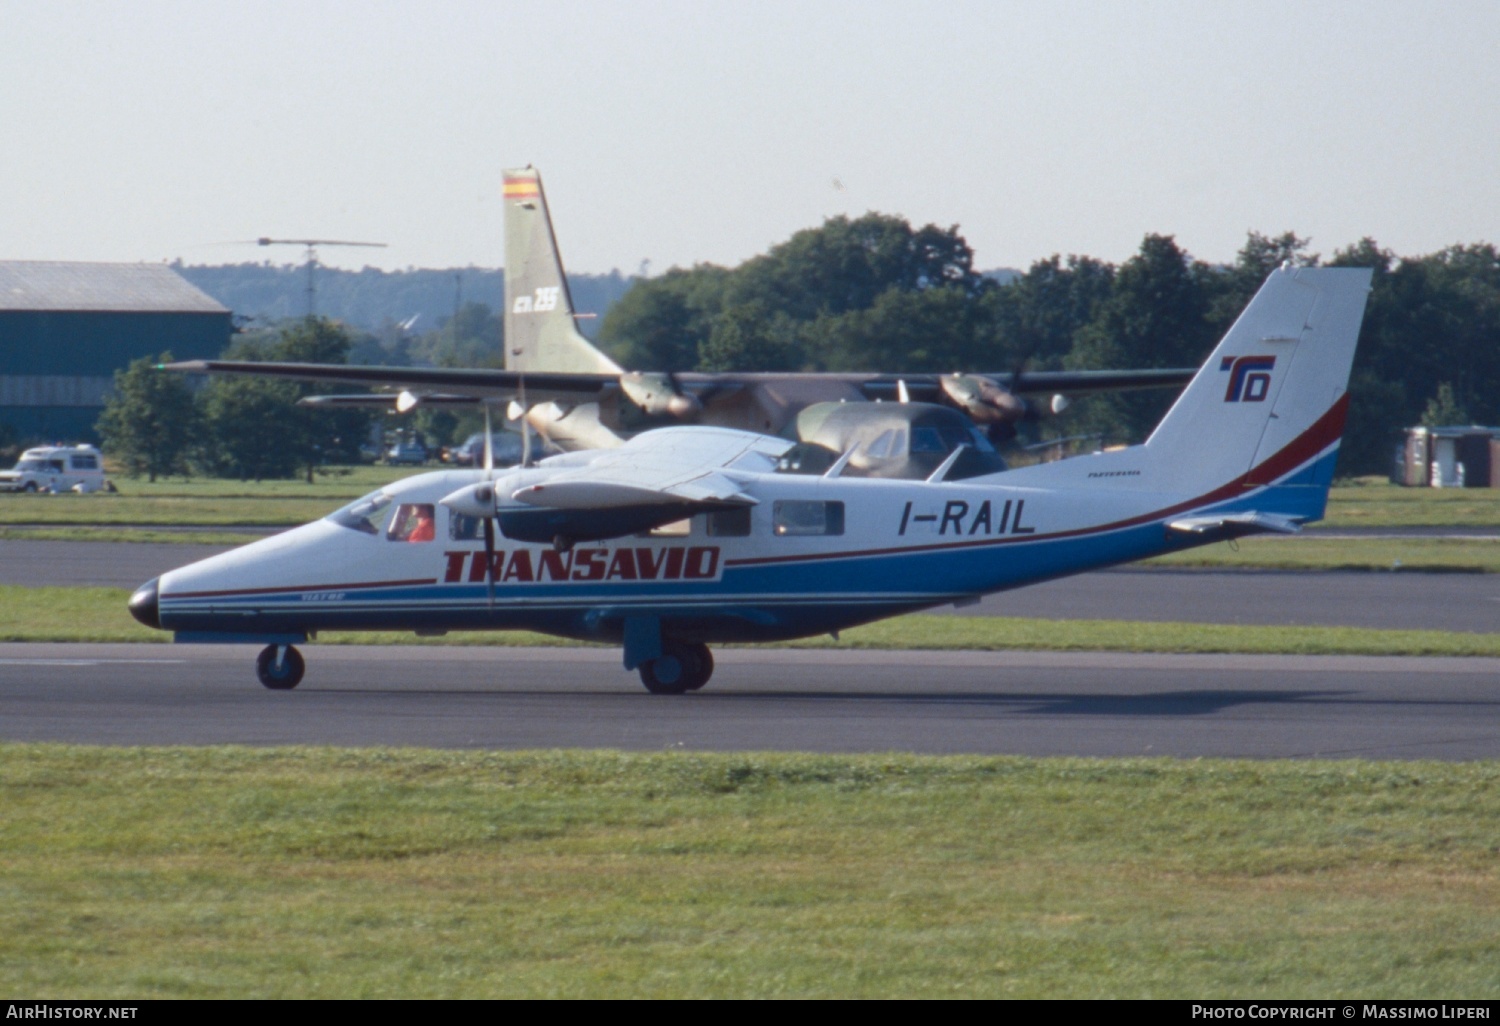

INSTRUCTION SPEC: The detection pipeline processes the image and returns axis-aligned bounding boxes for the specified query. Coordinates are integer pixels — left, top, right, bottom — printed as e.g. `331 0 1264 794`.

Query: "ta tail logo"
1221 355 1276 402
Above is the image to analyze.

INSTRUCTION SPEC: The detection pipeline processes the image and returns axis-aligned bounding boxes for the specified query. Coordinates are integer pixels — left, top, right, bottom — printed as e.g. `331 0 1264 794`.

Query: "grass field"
1324 477 1500 528
1 745 1495 998
5 584 1499 656
1146 535 1500 572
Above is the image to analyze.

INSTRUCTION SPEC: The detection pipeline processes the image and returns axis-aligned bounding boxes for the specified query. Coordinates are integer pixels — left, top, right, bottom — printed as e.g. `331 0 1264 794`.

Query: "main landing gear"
638 641 714 695
256 644 305 690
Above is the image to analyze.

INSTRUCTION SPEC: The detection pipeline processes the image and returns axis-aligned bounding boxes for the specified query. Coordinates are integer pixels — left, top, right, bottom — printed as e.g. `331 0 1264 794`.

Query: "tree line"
599 215 1500 476
101 215 1500 480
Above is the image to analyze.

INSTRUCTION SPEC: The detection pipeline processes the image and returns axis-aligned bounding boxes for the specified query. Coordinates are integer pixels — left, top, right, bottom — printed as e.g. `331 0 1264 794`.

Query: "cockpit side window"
450 513 483 541
967 428 998 454
388 503 437 543
327 490 394 535
865 429 900 460
910 427 947 454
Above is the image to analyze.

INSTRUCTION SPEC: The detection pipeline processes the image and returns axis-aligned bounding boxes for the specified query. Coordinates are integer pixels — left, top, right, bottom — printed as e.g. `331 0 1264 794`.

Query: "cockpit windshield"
326 490 394 535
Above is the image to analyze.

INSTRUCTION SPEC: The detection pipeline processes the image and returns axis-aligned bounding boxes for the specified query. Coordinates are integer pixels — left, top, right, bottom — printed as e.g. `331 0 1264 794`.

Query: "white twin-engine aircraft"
129 267 1372 694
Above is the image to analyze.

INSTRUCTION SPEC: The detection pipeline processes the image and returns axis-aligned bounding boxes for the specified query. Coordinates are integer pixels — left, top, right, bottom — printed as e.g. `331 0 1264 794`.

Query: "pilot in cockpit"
388 503 436 543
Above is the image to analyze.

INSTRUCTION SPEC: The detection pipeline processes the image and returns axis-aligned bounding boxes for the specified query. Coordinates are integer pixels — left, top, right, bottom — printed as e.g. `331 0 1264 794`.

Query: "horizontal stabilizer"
1167 512 1302 538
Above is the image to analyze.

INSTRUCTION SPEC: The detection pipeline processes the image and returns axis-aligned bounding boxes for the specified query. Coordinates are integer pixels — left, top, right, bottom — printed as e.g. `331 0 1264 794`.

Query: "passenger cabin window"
773 500 844 536
387 503 436 543
707 507 752 537
70 455 98 470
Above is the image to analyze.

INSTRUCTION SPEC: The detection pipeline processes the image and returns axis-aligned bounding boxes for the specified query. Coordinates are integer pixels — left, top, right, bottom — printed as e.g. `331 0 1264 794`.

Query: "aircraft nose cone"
128 578 161 630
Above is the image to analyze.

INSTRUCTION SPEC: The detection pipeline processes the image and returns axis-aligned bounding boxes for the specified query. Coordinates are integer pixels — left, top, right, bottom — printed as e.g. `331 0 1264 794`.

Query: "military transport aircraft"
166 166 1194 453
129 266 1372 694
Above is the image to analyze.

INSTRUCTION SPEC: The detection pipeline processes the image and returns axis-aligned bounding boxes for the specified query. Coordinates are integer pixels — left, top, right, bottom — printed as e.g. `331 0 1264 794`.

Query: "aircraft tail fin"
1139 265 1372 519
503 167 623 375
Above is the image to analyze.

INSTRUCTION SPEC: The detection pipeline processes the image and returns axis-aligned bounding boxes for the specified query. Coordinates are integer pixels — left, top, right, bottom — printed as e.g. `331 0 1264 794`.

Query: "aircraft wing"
299 393 484 408
512 428 784 509
850 368 1195 402
443 427 792 545
163 360 619 405
167 360 1191 402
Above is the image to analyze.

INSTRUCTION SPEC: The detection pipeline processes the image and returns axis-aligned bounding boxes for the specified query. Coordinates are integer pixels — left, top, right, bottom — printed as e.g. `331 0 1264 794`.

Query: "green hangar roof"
0 261 228 314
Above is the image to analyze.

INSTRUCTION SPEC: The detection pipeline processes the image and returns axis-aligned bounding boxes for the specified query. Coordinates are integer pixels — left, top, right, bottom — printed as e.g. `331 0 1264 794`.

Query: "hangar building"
0 261 232 443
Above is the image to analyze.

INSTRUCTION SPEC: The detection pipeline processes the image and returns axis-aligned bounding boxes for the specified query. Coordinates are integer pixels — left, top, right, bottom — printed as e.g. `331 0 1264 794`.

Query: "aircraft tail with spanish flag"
502 167 622 376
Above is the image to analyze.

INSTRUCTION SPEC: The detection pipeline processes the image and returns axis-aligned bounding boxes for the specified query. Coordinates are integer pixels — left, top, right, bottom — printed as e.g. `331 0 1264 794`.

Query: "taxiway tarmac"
3 643 1497 760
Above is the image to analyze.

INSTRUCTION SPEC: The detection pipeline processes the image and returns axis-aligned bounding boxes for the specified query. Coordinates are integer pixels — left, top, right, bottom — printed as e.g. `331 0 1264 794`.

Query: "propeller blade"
519 374 532 466
483 515 496 609
482 403 494 476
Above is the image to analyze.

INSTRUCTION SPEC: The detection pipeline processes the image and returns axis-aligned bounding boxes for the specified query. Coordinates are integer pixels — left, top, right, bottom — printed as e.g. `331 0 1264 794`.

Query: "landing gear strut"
638 641 714 695
256 644 305 690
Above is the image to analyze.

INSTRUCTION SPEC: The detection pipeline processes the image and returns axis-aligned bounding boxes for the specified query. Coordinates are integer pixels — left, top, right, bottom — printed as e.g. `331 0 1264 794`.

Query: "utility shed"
1394 426 1500 488
0 261 232 442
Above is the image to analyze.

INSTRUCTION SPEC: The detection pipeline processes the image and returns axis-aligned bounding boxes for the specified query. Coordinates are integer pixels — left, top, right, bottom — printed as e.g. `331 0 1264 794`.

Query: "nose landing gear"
256 644 305 690
638 641 714 695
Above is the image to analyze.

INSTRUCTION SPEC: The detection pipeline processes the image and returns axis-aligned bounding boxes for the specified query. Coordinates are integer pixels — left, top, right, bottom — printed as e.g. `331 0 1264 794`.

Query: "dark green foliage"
726 213 985 321
602 214 994 376
1331 241 1500 473
601 265 731 370
198 319 372 481
1422 383 1471 428
96 353 203 482
172 226 1500 478
698 301 801 372
604 217 1500 470
808 285 995 373
410 302 504 369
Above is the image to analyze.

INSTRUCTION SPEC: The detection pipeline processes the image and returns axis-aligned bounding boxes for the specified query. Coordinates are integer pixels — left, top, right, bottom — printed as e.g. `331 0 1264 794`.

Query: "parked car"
451 432 525 467
0 444 106 493
384 440 429 466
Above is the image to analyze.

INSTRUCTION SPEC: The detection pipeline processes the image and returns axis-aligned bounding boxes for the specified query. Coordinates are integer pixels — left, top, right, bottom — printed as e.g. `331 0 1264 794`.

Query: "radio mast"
255 238 387 318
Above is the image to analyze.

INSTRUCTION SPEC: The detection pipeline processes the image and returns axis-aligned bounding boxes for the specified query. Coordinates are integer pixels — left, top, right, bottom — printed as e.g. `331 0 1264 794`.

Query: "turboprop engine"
618 371 701 420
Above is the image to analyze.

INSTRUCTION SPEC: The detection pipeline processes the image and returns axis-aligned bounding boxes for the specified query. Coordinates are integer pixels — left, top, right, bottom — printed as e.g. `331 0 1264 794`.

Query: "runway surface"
5 538 1499 633
3 643 1498 760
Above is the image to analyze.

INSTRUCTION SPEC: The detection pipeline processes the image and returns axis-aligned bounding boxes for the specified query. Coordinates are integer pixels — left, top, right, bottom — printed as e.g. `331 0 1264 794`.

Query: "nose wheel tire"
639 641 714 694
256 645 305 690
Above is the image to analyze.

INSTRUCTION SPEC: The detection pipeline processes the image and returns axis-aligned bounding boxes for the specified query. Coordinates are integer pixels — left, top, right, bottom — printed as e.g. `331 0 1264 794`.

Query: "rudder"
503 167 622 375
1141 266 1372 506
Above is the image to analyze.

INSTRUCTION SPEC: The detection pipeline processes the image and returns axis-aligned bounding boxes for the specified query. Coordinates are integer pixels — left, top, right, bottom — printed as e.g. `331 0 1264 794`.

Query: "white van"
0 444 107 493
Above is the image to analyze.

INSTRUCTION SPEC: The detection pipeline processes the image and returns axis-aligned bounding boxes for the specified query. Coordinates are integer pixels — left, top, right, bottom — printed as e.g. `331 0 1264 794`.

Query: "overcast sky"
2 1 1496 275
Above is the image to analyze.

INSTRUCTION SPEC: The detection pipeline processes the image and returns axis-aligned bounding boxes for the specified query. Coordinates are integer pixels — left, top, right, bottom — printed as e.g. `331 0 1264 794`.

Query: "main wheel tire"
682 643 714 691
639 641 714 694
640 649 689 694
256 644 305 690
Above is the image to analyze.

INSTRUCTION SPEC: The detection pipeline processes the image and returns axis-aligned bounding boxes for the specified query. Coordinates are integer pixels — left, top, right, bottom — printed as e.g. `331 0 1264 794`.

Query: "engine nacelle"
938 374 1031 425
620 372 701 419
